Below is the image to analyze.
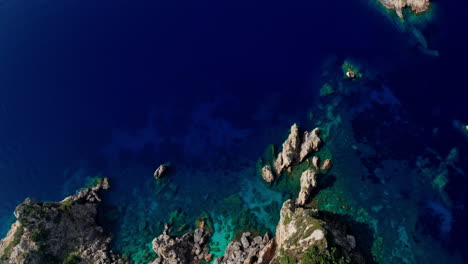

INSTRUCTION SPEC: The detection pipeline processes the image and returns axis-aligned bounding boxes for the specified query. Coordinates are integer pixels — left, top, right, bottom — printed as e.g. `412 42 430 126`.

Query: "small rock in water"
320 159 332 171
101 177 110 190
261 165 275 183
296 169 317 206
154 163 169 179
312 156 319 171
346 69 356 78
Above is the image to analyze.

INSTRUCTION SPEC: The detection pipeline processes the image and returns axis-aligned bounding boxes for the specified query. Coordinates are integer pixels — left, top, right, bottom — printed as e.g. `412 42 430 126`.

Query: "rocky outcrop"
214 232 275 264
154 163 169 179
312 156 319 171
296 169 317 207
320 159 332 172
261 165 275 184
275 124 322 175
151 225 211 264
0 178 122 264
275 124 301 174
299 128 322 162
379 0 430 19
272 199 365 264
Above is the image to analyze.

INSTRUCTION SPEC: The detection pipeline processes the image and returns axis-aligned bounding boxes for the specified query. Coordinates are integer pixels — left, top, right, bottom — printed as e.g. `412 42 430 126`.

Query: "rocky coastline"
0 119 366 264
0 178 123 264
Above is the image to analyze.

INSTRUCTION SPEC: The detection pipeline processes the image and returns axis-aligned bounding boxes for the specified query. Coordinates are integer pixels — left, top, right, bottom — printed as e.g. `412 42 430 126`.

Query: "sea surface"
1 0 468 263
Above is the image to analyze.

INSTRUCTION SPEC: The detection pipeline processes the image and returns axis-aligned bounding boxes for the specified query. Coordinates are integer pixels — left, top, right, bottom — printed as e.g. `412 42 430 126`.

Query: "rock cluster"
214 232 275 264
0 178 122 264
150 225 212 264
379 0 430 19
274 124 322 175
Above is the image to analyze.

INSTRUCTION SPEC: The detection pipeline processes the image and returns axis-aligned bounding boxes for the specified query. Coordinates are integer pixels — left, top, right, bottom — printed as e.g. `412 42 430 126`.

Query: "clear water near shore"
1 0 468 263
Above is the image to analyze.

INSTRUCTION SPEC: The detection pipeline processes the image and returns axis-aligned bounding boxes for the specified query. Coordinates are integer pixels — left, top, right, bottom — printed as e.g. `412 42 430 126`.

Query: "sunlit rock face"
379 0 430 19
275 124 322 175
296 169 317 207
275 124 301 175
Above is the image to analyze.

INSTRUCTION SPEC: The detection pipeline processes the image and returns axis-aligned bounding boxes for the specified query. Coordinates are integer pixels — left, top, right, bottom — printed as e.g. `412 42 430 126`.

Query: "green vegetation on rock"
300 246 347 264
62 253 81 264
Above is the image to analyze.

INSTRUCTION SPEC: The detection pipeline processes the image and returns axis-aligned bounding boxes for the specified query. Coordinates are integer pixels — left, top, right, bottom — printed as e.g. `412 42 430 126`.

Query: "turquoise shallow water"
1 0 468 263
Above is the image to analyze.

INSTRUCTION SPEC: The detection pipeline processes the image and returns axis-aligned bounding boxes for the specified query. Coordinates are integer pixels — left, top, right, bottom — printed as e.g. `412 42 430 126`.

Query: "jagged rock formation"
261 165 275 184
274 124 301 174
379 0 430 19
150 225 212 264
213 232 275 264
299 128 322 162
296 169 317 207
0 178 122 264
275 124 322 175
154 164 169 179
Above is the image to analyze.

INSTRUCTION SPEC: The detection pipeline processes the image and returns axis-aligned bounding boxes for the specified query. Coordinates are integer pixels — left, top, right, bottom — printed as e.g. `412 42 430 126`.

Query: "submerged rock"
261 165 275 184
214 232 275 264
151 225 211 264
154 163 169 179
0 178 122 264
379 0 430 19
296 169 317 207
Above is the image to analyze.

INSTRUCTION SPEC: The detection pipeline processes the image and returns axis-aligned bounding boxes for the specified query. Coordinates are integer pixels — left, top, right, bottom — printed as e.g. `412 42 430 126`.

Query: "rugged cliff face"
0 178 122 264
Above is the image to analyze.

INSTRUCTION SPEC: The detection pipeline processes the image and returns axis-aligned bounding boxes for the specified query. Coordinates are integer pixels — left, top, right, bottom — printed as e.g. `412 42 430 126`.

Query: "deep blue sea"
1 0 468 263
